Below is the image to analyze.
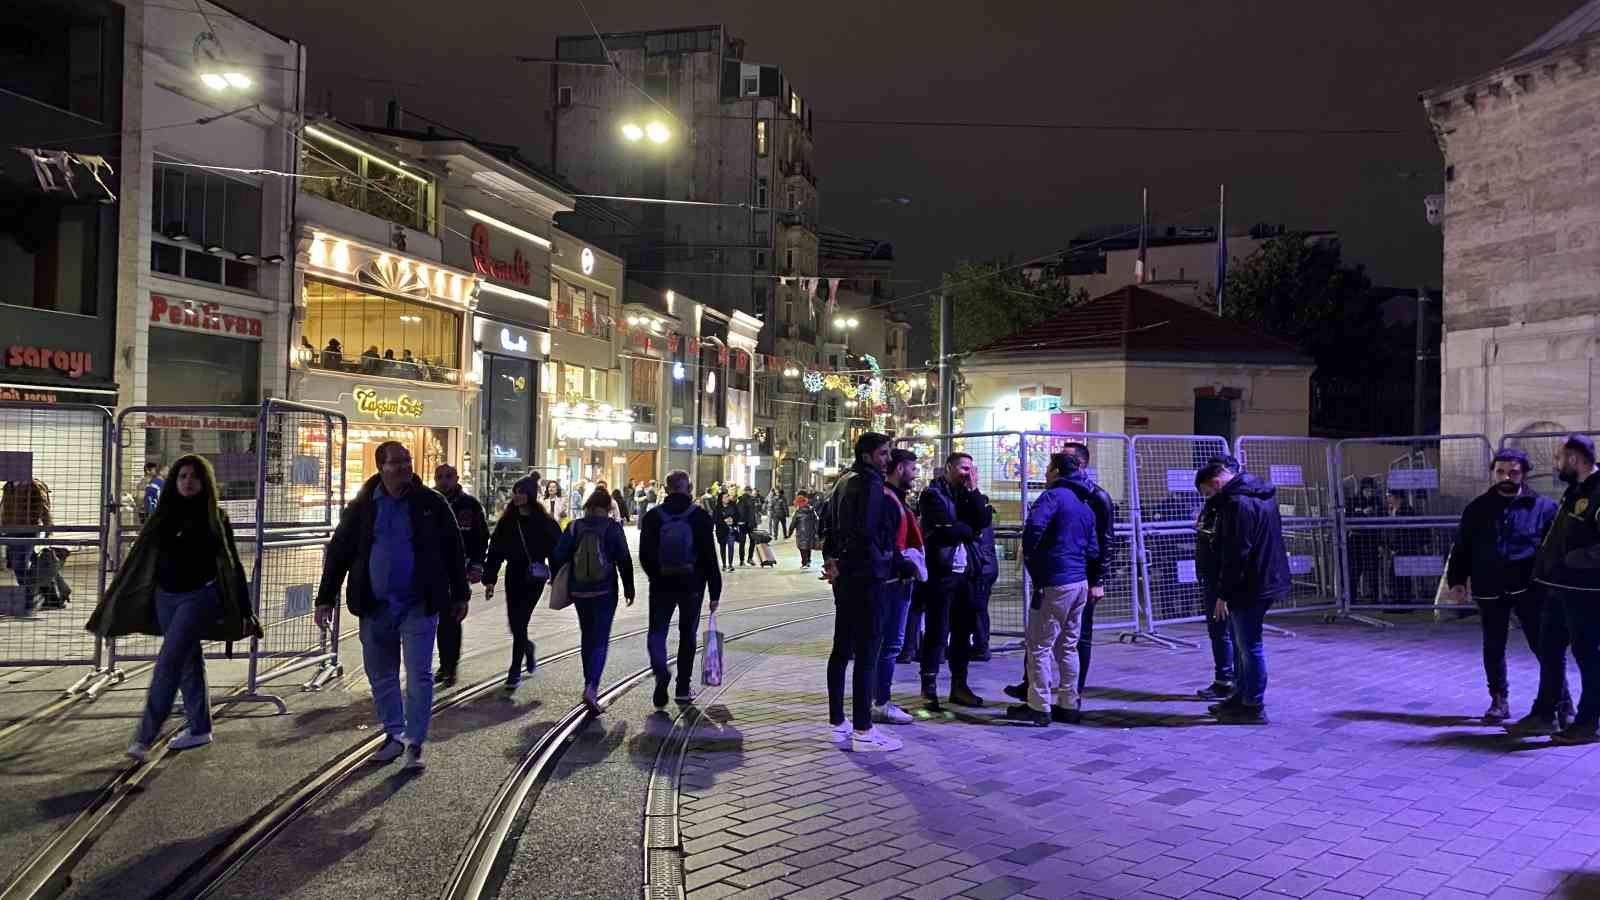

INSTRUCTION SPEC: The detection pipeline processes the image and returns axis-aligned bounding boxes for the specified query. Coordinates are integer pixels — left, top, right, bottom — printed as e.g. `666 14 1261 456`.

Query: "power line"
573 0 681 128
817 117 1412 137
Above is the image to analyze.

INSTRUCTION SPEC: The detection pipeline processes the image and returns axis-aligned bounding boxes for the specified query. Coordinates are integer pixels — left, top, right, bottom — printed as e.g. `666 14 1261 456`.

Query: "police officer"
1445 448 1560 723
433 464 489 686
1523 434 1600 744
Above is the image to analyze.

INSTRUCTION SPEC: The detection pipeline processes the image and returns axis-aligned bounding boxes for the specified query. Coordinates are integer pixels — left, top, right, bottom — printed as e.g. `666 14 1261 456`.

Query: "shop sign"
470 224 531 286
150 294 263 339
353 386 425 420
554 417 631 446
145 414 257 431
633 428 659 447
669 426 695 449
6 345 92 379
701 430 728 453
0 384 116 405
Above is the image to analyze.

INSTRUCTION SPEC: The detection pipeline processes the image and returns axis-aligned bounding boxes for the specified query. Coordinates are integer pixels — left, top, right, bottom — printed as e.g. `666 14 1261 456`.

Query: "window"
0 1 109 120
785 248 794 271
789 91 800 116
149 328 260 405
755 120 768 156
670 352 688 413
550 277 613 339
630 359 660 423
743 76 758 97
149 164 263 292
0 195 101 316
787 187 797 210
300 128 435 234
301 277 463 382
756 177 768 208
558 86 573 107
589 367 608 403
542 360 556 394
826 398 839 423
755 250 767 269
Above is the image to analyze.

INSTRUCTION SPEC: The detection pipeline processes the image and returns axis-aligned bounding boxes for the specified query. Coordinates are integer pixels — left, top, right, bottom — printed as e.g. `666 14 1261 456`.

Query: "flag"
826 278 841 316
1135 187 1149 284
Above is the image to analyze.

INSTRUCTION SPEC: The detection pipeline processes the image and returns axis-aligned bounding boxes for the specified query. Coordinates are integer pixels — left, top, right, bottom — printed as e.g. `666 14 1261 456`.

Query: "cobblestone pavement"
675 613 1600 900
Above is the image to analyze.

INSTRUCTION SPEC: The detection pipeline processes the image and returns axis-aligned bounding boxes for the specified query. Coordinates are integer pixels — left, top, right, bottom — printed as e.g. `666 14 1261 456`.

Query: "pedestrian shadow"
427 694 541 745
1561 872 1600 897
1078 709 1218 728
1400 731 1555 754
256 701 373 748
1085 687 1211 704
1332 710 1482 728
63 824 239 900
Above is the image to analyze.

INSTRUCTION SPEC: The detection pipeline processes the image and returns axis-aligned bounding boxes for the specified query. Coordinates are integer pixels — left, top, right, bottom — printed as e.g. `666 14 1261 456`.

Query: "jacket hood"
1222 472 1277 501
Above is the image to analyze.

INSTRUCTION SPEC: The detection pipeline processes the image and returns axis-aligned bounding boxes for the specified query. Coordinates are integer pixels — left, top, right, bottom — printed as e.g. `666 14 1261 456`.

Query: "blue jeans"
876 581 915 704
575 593 619 688
1207 603 1238 685
1227 602 1269 706
359 601 439 745
136 585 219 745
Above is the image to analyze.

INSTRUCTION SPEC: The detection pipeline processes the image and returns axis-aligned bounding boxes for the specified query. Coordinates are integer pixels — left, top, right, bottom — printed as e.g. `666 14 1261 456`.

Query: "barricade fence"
1235 436 1341 618
1131 435 1230 639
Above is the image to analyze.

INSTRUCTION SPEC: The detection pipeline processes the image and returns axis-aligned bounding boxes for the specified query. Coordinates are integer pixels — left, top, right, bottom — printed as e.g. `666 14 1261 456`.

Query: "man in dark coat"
1525 434 1600 745
917 452 993 710
639 470 723 707
315 442 468 769
432 464 488 686
736 486 762 566
1197 460 1290 725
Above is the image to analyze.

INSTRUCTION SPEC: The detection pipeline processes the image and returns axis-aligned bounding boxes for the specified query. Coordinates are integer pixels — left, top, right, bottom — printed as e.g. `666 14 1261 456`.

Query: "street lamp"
833 315 859 351
621 120 671 144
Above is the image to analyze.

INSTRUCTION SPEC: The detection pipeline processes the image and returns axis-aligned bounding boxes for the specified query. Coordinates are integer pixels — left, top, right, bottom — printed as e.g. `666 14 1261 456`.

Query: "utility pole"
1414 285 1428 436
938 291 954 459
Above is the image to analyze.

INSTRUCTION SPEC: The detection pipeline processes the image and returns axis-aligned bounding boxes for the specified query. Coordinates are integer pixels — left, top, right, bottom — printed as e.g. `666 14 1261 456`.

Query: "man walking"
1446 448 1562 723
917 452 993 709
141 462 163 524
433 464 488 686
639 471 722 708
737 486 762 566
874 449 925 725
1527 435 1600 744
316 442 468 769
824 433 905 752
1008 452 1098 726
1196 459 1290 725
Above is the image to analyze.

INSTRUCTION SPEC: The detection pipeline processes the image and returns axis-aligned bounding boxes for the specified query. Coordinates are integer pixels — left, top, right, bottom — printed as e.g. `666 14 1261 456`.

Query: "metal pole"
1414 286 1427 436
938 291 954 460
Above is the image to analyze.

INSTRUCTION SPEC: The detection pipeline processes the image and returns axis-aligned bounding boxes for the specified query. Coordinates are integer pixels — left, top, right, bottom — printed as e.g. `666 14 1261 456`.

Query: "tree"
930 258 1087 355
1216 236 1384 376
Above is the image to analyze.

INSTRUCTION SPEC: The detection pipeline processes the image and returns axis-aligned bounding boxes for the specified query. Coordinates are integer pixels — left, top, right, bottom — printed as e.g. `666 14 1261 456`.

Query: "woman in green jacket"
87 455 257 762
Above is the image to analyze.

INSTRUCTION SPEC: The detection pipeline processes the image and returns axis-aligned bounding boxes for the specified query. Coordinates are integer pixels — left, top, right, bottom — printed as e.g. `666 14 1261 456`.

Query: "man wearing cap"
1446 448 1562 724
1527 434 1600 744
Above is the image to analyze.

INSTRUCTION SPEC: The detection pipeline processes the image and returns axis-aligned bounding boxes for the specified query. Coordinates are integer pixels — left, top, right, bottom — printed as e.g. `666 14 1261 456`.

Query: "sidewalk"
675 614 1600 900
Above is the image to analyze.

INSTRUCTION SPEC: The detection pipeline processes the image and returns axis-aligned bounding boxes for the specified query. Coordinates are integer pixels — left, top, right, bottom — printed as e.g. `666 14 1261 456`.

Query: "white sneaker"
170 729 213 751
126 741 150 763
829 722 851 744
872 703 914 725
404 744 426 770
372 736 406 763
850 727 904 753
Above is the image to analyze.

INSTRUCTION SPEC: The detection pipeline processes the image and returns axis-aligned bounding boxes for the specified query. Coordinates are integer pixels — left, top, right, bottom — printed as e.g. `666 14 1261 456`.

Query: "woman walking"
714 490 738 572
541 479 568 526
551 490 635 713
483 477 562 690
87 456 258 761
792 493 820 569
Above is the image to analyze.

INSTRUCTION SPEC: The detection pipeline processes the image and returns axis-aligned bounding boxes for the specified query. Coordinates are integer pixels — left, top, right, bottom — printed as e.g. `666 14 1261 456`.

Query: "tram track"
0 663 156 754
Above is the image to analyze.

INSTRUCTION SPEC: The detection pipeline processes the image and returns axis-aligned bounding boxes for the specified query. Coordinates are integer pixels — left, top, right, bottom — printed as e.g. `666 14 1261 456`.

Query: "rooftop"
968 284 1309 366
817 226 893 261
1506 0 1600 66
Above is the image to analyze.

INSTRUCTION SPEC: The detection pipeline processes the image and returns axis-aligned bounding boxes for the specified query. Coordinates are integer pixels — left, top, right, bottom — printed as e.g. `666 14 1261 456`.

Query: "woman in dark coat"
714 491 738 572
483 476 562 689
792 493 820 568
88 455 257 762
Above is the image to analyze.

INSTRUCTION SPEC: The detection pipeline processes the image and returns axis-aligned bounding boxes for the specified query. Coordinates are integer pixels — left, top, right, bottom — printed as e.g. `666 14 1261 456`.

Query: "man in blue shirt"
1011 452 1099 727
142 462 163 523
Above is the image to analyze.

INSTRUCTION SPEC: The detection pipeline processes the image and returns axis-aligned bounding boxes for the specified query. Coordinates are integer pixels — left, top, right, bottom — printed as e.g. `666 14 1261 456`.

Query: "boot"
949 678 985 708
1482 692 1510 722
921 674 941 710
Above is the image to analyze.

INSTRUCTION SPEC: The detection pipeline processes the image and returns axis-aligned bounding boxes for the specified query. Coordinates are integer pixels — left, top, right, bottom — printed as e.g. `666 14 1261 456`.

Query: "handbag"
548 565 573 610
516 520 552 581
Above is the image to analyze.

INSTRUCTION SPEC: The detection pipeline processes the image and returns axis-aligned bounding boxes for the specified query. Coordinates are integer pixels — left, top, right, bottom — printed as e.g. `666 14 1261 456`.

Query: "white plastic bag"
701 612 724 686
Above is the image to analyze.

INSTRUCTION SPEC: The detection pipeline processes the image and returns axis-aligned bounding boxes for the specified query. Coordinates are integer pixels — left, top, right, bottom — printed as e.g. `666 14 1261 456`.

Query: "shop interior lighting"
305 125 428 184
463 209 552 250
223 72 251 89
478 281 549 307
399 314 422 323
165 228 190 242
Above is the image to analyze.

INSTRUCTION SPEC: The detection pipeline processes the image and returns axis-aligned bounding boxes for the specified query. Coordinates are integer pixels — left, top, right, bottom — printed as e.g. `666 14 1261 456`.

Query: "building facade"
543 225 631 493
1422 3 1600 437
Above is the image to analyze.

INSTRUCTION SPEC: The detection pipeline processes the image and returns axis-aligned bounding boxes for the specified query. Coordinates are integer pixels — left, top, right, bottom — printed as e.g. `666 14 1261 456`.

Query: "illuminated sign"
554 418 631 446
470 223 531 286
634 429 659 446
6 345 91 379
670 427 695 448
702 433 727 451
353 386 425 419
580 247 595 275
150 294 263 339
500 328 529 354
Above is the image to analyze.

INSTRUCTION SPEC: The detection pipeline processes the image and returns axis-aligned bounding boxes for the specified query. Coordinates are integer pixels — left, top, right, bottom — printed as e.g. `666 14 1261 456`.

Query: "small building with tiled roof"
959 285 1313 439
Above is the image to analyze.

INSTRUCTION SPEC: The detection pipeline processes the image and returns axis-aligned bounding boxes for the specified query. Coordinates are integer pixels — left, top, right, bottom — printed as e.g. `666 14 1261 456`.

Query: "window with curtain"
630 358 660 423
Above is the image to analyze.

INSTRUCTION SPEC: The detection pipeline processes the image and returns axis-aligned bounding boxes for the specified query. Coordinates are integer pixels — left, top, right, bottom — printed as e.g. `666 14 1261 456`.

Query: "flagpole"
1136 187 1149 284
1216 183 1227 316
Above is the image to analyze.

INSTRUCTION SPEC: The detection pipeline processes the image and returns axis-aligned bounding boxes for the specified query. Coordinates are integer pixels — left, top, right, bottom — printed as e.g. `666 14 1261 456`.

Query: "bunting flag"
803 277 818 302
718 346 729 365
826 278 842 316
668 333 680 353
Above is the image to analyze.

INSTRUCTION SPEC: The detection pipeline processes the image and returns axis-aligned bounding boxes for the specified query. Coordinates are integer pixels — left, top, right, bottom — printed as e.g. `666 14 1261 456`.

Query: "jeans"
920 575 975 680
972 578 994 653
769 514 789 539
1227 602 1270 707
436 612 462 676
7 542 36 598
359 601 439 745
1026 581 1091 711
720 539 735 569
506 578 546 675
648 587 704 691
575 593 620 688
1555 588 1600 726
827 578 886 731
136 584 219 745
1477 591 1541 696
876 581 915 705
1076 596 1096 690
1207 602 1238 685
1532 590 1576 718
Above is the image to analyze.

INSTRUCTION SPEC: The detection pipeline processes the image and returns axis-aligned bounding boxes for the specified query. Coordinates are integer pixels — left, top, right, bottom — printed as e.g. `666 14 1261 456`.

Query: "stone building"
1422 2 1600 437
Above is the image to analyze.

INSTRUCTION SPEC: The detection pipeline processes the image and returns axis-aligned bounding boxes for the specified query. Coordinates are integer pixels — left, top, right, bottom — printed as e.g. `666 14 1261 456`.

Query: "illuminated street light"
200 72 251 90
621 122 645 142
846 316 859 328
646 121 670 144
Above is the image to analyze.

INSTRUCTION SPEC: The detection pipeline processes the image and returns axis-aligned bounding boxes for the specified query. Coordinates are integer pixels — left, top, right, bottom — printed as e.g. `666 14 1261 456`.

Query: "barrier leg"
229 637 288 716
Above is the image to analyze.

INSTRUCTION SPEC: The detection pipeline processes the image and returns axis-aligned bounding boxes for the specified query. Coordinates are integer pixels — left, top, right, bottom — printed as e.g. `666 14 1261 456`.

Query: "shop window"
301 277 462 383
563 363 585 399
0 1 109 120
148 328 260 405
589 368 608 403
300 128 434 234
755 120 768 157
0 195 102 316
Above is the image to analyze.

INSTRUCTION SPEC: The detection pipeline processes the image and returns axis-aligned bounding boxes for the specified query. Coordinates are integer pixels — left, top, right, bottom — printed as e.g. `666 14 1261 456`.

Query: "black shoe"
1196 681 1234 699
434 671 457 687
1003 682 1028 702
652 676 670 709
971 648 992 662
950 683 985 708
1507 711 1562 736
675 687 696 705
1550 723 1600 746
1006 704 1050 727
921 674 941 710
1051 705 1082 724
1207 696 1243 716
1216 704 1268 725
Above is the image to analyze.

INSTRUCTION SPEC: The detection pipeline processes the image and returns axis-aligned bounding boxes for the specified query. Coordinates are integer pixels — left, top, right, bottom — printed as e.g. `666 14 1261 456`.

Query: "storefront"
667 425 695 481
548 400 635 492
473 316 546 517
296 376 466 501
728 438 763 492
698 425 729 492
626 424 659 485
146 293 264 405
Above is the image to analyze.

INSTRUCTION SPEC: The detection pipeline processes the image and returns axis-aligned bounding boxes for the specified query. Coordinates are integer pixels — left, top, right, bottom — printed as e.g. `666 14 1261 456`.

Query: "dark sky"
229 0 1579 313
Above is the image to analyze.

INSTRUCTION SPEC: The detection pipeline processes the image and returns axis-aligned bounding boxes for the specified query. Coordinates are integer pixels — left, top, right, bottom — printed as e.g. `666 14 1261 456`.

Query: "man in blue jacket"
1009 451 1099 727
1528 434 1600 745
1197 460 1289 725
1446 448 1562 724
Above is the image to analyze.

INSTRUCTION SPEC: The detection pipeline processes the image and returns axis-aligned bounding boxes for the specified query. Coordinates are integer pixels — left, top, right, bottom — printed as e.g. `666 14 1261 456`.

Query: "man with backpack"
639 471 723 708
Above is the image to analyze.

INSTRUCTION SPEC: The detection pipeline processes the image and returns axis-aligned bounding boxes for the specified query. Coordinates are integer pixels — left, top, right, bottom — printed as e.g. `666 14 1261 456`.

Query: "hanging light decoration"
803 370 824 393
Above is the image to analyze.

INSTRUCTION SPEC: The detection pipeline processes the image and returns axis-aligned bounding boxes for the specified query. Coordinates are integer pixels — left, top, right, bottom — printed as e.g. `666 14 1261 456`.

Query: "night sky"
228 0 1579 316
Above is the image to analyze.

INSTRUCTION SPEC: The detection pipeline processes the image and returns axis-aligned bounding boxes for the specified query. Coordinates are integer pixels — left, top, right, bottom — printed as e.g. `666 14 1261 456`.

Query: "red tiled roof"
969 285 1309 364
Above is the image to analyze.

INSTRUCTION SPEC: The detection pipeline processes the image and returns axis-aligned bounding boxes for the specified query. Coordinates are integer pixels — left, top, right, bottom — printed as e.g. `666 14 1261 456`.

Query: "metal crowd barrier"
1129 434 1230 646
1235 436 1342 633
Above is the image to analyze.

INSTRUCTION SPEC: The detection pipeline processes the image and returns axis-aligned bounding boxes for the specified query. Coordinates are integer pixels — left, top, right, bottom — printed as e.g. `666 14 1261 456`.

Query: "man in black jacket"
1527 434 1600 745
639 470 723 708
432 464 489 686
824 432 905 752
737 486 762 566
1446 448 1561 723
917 451 993 710
315 442 468 770
1196 460 1289 725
